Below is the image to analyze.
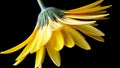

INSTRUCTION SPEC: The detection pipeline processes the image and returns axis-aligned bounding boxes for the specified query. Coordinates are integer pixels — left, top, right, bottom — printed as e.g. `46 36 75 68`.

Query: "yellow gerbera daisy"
0 0 111 68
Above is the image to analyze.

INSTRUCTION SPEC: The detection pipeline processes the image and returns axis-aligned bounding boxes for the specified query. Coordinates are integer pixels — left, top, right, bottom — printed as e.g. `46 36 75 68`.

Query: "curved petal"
15 28 40 60
65 0 104 13
0 24 39 54
35 46 45 68
66 5 112 14
64 25 91 50
80 11 107 15
31 25 52 53
57 17 96 25
86 34 104 42
64 14 109 20
29 29 41 54
49 30 64 51
15 41 35 60
38 64 42 68
13 56 26 66
91 23 99 26
46 43 61 67
73 25 105 36
77 5 112 14
62 29 75 48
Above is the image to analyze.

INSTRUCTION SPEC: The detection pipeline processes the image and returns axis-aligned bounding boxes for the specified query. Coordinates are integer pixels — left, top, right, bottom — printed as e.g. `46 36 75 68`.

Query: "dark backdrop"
0 0 113 68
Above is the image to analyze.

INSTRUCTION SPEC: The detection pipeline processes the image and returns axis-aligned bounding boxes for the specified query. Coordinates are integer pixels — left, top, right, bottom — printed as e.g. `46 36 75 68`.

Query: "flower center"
37 7 64 28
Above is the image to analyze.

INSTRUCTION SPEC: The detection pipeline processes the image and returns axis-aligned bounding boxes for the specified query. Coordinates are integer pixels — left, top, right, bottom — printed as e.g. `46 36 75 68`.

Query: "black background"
0 0 113 68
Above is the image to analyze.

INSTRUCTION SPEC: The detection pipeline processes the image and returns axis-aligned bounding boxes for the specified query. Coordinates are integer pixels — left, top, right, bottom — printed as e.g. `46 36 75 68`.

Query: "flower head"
0 0 111 68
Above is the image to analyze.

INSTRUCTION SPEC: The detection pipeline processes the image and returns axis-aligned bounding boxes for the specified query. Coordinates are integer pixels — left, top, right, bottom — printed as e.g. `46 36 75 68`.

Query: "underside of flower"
0 0 111 68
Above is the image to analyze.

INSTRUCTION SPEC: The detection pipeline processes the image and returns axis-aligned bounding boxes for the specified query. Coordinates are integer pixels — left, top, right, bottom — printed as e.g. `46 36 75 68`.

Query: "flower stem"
37 0 45 10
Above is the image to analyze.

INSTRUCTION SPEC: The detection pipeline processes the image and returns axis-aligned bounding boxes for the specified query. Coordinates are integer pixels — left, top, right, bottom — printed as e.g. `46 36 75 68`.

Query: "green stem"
37 0 45 10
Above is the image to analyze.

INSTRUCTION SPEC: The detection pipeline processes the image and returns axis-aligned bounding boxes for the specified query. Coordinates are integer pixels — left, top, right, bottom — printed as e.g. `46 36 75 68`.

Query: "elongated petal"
79 5 112 14
74 25 105 36
49 30 64 51
13 57 26 66
64 14 109 20
62 29 75 48
31 25 52 53
16 25 42 60
66 10 107 15
37 64 42 68
29 28 43 53
46 44 61 67
66 0 104 12
35 46 45 68
57 17 96 25
86 34 104 42
66 5 112 14
29 30 41 54
64 25 91 50
0 24 39 54
82 11 107 15
91 23 99 26
16 43 32 60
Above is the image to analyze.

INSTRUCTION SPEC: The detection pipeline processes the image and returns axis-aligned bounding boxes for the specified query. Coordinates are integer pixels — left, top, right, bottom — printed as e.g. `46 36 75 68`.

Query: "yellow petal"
74 25 105 36
49 18 63 31
66 0 104 12
31 25 52 53
16 26 40 60
16 43 32 60
96 17 110 20
86 34 104 42
29 30 41 54
91 23 99 26
64 14 109 20
46 44 61 67
29 28 42 53
35 46 45 68
64 25 91 50
84 11 107 15
57 17 96 25
13 56 26 66
66 10 107 15
0 24 39 54
37 64 42 68
49 30 64 51
79 5 112 13
66 5 112 14
62 29 75 48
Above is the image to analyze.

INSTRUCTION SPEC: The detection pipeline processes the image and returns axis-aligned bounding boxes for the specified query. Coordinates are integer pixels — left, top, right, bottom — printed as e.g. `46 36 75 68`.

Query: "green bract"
37 7 64 28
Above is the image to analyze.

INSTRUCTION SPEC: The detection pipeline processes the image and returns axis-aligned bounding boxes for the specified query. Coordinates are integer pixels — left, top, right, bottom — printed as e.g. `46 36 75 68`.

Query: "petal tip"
0 51 6 54
13 63 17 66
85 47 91 50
